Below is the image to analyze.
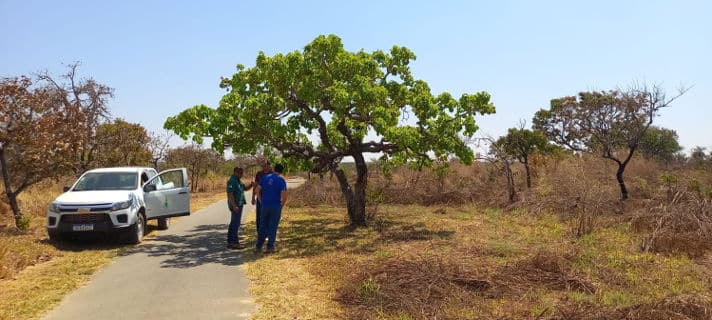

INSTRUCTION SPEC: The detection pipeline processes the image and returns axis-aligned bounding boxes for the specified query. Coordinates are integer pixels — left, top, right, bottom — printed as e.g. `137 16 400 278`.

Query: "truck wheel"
157 217 170 230
48 230 64 243
127 214 145 244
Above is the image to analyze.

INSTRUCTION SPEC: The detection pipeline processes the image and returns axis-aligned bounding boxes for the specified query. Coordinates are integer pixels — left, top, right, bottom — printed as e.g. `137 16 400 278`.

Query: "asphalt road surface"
43 192 258 320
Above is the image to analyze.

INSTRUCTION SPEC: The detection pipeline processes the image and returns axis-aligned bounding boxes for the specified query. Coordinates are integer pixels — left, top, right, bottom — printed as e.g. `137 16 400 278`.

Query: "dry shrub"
495 248 595 294
287 175 345 207
552 295 712 320
370 163 476 206
624 157 666 199
632 193 712 257
1 179 66 279
290 161 520 210
336 252 492 319
335 248 597 319
520 157 619 219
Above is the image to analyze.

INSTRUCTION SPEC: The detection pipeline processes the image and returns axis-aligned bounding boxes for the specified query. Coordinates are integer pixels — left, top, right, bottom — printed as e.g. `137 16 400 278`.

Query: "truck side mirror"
63 186 71 192
143 184 157 193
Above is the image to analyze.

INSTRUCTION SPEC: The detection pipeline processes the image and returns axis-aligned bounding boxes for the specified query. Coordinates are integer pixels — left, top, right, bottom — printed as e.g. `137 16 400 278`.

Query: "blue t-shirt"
259 173 287 207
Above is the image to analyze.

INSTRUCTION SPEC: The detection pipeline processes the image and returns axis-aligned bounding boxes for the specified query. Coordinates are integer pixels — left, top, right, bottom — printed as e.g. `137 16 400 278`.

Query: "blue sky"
2 0 710 152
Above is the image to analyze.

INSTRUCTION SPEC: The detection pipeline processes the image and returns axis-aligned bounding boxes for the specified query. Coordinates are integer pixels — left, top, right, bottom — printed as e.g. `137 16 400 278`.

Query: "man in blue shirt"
226 167 253 249
254 163 287 254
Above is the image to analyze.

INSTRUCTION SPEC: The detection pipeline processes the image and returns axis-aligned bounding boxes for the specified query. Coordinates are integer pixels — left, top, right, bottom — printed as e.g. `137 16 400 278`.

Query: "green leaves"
496 128 550 164
165 34 495 169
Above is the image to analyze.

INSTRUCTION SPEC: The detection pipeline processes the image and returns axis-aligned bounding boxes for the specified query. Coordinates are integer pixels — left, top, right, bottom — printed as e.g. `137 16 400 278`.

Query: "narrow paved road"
43 192 257 320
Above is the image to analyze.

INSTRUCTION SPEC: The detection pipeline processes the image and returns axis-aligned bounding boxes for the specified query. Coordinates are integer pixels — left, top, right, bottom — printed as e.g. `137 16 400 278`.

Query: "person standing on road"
251 160 272 237
227 167 254 249
254 163 287 254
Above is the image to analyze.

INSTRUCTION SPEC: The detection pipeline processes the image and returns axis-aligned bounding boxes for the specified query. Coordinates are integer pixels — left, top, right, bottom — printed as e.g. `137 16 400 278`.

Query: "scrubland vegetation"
245 155 712 320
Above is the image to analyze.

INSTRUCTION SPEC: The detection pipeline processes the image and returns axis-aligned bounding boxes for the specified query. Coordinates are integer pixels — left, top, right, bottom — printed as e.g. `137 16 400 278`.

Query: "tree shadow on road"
123 223 255 268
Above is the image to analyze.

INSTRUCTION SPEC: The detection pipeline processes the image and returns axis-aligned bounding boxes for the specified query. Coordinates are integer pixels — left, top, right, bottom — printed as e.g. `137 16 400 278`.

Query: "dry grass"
0 178 225 320
294 156 712 258
632 194 712 257
243 199 711 320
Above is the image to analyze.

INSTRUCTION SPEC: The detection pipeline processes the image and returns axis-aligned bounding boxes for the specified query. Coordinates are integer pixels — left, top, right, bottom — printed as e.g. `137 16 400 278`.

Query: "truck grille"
59 204 113 213
61 214 111 223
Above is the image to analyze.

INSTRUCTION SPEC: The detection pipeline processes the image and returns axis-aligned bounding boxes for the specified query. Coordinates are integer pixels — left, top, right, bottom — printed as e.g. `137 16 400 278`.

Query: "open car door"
143 168 190 220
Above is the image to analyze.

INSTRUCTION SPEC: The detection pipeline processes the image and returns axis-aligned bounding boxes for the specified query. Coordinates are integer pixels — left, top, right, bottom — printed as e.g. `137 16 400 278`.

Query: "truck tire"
127 214 145 244
48 230 64 243
157 217 170 230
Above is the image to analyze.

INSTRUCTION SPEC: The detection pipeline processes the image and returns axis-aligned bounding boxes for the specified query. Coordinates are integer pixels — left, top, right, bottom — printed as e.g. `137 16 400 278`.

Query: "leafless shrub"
336 248 597 320
551 295 712 320
335 252 492 319
517 157 618 238
632 192 712 257
287 175 345 207
495 248 595 294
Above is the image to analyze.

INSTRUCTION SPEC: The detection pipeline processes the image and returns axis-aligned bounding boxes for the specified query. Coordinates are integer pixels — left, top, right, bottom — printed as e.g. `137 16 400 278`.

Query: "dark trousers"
256 205 282 250
227 205 243 245
255 201 262 234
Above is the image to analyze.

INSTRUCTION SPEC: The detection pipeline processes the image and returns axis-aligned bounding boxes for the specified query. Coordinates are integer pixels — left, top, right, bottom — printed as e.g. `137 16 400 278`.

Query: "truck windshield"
72 172 138 191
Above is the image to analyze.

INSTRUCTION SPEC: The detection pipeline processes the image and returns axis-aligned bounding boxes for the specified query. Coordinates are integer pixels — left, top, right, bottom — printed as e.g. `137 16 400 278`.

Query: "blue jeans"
256 205 282 250
227 205 243 245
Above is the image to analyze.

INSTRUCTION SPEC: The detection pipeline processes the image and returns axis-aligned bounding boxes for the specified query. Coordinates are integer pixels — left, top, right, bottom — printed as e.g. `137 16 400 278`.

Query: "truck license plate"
72 224 94 231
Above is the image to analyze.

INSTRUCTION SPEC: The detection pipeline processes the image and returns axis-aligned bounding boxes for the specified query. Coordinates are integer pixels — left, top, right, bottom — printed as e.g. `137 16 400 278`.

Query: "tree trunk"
0 147 23 225
523 157 532 189
616 163 628 200
8 191 21 226
352 152 368 226
502 160 516 204
332 153 368 227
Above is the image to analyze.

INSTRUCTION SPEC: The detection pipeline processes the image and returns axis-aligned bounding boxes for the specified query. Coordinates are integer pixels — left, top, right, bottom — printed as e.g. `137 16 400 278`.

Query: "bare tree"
472 136 517 204
36 63 113 172
164 143 223 192
148 130 174 170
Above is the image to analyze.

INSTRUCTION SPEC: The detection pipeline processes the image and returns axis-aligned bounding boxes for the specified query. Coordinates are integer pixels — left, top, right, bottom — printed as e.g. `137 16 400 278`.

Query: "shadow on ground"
41 224 166 252
123 223 256 268
262 214 455 259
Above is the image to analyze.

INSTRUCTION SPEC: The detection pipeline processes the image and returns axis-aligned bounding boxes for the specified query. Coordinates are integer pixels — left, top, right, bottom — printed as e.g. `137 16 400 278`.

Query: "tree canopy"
496 128 550 189
165 34 495 225
0 69 113 228
533 85 686 200
638 126 683 163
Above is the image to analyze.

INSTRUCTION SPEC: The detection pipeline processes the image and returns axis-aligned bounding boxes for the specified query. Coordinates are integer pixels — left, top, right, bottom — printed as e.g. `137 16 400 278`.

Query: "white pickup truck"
46 167 190 244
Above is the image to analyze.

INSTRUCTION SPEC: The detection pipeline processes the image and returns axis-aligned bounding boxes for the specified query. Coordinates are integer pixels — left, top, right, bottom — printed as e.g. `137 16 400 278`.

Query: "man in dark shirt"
251 160 272 235
226 167 253 249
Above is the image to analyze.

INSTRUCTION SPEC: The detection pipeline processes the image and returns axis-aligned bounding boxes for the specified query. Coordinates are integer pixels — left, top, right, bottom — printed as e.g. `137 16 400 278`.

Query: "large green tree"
533 85 686 200
165 35 495 226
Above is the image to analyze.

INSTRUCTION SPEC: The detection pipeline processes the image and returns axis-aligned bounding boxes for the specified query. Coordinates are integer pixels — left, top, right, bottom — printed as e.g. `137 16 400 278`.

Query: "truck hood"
54 190 135 205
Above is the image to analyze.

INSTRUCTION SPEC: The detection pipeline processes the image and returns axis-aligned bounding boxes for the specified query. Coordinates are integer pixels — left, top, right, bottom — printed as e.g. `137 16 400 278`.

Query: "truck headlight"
48 202 61 213
112 198 133 211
